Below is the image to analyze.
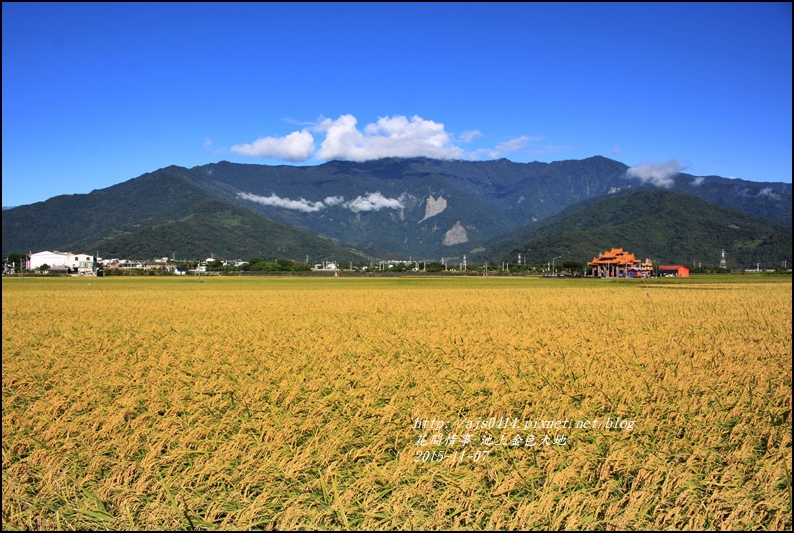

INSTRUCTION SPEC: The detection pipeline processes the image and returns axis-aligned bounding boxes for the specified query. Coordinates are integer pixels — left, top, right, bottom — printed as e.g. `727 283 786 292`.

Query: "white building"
28 251 95 274
313 261 338 271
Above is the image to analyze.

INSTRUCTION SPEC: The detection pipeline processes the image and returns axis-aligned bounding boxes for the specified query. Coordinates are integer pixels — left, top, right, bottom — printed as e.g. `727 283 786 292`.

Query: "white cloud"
237 191 407 213
230 130 314 162
281 116 318 127
690 177 705 187
625 159 683 188
496 136 536 154
458 130 483 143
236 192 325 212
230 114 554 163
203 137 224 155
315 114 465 161
323 196 345 207
344 192 405 212
471 135 544 159
313 114 365 160
757 187 780 200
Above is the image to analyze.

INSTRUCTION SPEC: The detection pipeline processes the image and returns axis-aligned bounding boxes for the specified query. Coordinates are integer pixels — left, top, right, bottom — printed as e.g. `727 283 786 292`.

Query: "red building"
659 265 690 277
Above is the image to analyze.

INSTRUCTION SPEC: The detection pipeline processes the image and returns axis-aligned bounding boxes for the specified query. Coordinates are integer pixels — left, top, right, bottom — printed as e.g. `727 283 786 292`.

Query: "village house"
27 251 95 275
658 265 690 277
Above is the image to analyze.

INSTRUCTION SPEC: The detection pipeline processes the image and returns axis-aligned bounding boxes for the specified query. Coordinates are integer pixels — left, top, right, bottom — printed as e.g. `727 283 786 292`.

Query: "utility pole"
552 256 561 277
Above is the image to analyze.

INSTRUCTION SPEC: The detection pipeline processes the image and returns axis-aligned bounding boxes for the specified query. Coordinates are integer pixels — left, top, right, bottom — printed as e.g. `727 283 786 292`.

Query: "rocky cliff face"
443 221 469 246
419 195 447 223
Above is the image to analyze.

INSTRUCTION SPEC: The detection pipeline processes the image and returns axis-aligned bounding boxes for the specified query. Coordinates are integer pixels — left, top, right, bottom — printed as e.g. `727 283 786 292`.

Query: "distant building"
313 261 338 271
587 248 653 278
659 265 690 277
28 251 95 274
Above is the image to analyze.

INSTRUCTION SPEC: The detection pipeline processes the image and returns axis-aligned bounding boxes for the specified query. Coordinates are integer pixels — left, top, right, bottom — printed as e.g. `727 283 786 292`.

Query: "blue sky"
3 2 791 207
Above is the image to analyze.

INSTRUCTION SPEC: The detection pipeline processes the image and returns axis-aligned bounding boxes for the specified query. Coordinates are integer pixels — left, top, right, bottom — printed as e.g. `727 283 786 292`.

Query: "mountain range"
476 189 791 268
2 156 791 268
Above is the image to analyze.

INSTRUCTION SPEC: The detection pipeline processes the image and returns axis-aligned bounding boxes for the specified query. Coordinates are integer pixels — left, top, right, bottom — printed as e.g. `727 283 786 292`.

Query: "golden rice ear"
1 277 790 530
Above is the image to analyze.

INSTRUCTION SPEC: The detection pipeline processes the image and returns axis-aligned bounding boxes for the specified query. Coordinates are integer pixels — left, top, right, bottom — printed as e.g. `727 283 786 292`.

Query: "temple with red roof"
587 247 654 278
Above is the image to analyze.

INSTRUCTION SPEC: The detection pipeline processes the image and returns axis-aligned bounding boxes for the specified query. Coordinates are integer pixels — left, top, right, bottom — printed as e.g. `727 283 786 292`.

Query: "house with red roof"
659 265 690 277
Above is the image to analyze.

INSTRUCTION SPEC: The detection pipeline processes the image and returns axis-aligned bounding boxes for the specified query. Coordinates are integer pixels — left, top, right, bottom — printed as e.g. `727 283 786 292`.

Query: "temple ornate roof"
587 247 641 267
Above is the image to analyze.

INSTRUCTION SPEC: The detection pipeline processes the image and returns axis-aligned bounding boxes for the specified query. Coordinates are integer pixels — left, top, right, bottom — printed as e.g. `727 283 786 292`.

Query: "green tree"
7 253 27 272
277 259 295 270
426 262 445 272
562 260 585 275
206 260 224 271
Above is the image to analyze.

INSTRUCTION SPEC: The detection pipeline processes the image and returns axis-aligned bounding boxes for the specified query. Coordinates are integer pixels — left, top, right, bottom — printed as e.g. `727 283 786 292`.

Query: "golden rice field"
2 275 792 530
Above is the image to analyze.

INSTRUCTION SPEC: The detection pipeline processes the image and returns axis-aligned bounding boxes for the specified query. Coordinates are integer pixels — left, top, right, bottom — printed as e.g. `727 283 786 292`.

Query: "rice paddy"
2 275 791 530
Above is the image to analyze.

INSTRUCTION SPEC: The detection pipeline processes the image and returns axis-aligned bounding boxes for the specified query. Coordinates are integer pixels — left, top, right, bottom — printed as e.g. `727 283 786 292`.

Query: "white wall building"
28 251 95 274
